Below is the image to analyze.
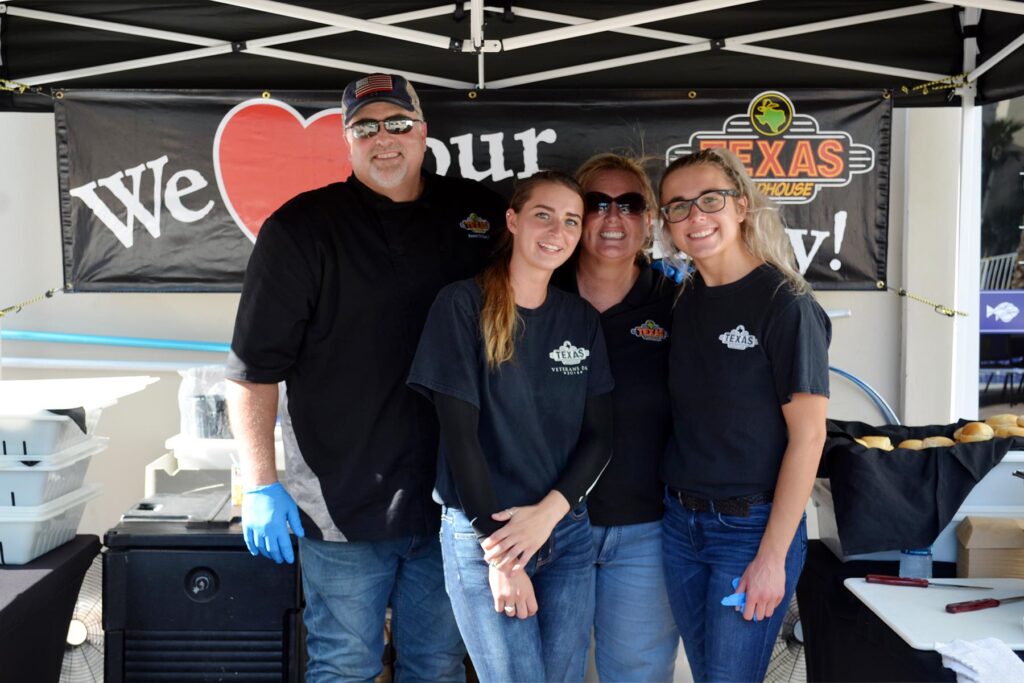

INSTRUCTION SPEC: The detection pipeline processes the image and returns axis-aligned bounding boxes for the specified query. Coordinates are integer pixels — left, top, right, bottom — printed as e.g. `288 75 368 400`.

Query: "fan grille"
61 555 104 683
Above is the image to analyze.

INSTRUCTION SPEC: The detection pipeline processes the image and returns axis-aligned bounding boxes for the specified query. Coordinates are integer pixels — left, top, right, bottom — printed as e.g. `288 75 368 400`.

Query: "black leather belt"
668 488 773 517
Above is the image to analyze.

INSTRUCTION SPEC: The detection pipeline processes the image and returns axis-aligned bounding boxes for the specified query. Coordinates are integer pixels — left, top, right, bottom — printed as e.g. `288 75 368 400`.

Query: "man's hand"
242 482 305 564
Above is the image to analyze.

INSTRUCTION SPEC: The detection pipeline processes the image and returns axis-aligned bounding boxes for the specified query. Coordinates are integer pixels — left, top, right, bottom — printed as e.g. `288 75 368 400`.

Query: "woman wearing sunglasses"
408 171 614 682
657 148 830 682
551 153 680 682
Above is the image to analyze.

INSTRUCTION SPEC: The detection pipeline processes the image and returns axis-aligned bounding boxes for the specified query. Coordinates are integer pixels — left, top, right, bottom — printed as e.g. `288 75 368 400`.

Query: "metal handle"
866 574 928 587
945 598 1000 613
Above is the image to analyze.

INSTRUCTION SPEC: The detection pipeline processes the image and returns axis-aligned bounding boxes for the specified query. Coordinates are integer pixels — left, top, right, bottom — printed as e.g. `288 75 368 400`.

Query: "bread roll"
953 427 963 441
985 413 1018 428
860 435 893 451
921 436 955 448
897 439 924 450
956 422 994 443
994 425 1024 438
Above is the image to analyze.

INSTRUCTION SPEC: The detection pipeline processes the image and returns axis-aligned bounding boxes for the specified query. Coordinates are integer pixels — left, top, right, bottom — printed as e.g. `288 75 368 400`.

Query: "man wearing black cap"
226 73 506 682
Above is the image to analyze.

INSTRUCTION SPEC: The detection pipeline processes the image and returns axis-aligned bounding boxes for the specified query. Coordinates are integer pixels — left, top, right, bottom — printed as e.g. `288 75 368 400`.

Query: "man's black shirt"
226 173 506 542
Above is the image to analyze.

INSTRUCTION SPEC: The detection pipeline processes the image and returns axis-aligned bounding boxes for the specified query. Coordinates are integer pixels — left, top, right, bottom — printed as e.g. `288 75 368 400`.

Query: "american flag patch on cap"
354 74 394 99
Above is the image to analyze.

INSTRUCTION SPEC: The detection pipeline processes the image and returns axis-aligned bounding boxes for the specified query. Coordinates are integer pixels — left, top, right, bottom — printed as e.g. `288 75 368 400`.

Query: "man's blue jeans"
662 494 807 683
591 521 679 682
440 506 596 683
298 535 465 683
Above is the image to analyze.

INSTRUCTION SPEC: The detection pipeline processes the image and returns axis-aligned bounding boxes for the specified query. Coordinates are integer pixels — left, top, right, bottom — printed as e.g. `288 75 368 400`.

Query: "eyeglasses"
345 116 423 139
659 189 739 223
584 192 647 217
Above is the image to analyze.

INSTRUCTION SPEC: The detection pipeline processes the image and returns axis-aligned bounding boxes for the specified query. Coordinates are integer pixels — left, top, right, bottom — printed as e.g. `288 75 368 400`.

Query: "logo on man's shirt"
549 340 590 376
459 213 491 238
630 320 668 342
719 325 759 350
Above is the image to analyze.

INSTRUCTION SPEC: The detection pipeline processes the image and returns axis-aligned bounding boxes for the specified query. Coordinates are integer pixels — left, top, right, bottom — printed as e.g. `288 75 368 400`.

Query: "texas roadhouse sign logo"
665 91 875 204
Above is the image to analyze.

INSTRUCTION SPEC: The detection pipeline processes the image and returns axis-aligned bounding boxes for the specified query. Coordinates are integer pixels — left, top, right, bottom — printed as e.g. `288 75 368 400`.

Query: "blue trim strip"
1 329 230 353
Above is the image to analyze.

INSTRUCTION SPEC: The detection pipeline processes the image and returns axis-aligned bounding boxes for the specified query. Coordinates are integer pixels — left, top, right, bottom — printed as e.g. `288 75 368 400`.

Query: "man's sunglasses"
345 116 422 139
584 192 648 216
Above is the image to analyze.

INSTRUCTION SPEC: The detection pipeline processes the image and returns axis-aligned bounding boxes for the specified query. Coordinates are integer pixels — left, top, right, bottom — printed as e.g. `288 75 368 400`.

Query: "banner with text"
56 88 889 291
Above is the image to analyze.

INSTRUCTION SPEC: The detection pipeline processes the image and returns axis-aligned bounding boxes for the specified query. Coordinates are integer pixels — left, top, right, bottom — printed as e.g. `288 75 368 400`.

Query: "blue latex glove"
721 577 759 622
242 482 305 564
650 258 689 284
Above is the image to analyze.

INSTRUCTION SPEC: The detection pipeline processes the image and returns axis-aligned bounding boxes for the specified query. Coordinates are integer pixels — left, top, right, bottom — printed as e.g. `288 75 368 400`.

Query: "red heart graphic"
214 99 352 241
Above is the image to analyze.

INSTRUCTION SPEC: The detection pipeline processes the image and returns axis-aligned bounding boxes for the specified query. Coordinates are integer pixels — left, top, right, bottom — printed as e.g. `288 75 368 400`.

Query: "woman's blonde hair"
575 153 657 260
478 170 584 368
658 148 809 295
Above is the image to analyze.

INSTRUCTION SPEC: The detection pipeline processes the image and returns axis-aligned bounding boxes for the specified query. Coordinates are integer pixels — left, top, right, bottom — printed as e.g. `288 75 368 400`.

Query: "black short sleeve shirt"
225 173 507 542
663 265 831 499
407 279 615 511
553 263 677 527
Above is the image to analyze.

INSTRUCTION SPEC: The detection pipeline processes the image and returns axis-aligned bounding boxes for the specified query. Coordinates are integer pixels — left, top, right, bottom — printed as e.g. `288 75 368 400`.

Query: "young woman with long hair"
551 153 680 682
658 148 830 682
408 171 614 682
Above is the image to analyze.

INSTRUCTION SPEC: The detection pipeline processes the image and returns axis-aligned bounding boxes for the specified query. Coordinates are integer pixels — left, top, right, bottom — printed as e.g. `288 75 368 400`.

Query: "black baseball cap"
342 73 422 121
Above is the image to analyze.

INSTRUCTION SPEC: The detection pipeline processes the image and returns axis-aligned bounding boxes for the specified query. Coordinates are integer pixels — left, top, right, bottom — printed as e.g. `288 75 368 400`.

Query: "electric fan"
60 555 104 682
764 596 806 683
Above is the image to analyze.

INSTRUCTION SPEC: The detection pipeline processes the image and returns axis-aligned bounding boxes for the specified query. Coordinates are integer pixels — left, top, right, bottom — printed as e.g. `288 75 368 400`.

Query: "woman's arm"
736 392 827 621
482 392 613 571
436 394 541 618
434 393 506 538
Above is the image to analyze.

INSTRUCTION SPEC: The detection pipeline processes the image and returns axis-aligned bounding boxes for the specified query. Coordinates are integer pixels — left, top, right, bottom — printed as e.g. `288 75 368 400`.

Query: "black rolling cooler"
103 493 304 682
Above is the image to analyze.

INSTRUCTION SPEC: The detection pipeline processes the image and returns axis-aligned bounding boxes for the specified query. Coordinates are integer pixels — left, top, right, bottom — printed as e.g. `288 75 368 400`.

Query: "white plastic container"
0 438 108 507
0 407 107 456
813 478 1024 562
0 375 159 455
0 483 102 565
165 428 285 471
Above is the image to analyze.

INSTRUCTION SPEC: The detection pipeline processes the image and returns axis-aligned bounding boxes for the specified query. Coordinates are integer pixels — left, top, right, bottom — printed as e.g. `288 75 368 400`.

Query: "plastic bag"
178 366 232 439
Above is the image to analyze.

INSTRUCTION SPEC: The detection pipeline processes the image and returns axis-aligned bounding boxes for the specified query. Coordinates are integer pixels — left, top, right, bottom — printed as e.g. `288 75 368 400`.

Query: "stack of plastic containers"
0 409 105 564
0 376 158 565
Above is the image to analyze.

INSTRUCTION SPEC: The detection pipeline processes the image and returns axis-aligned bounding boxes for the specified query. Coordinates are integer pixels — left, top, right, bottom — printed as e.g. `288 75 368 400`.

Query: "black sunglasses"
584 192 647 216
345 115 422 139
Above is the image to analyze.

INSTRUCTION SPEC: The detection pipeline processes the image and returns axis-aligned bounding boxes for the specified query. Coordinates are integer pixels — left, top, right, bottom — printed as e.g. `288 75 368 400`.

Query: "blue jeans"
298 535 465 683
662 494 807 683
440 506 596 683
591 521 679 683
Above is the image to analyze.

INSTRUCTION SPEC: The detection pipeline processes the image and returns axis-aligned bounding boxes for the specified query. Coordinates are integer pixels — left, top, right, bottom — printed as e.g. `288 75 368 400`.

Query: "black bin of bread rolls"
820 419 1023 555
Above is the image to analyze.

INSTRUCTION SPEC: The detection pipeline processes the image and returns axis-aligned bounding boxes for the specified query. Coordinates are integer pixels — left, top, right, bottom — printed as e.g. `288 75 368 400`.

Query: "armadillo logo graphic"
665 91 875 204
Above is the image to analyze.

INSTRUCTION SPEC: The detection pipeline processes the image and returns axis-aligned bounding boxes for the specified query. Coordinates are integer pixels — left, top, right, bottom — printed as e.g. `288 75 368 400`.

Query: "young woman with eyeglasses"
407 171 614 682
657 148 830 682
550 153 680 682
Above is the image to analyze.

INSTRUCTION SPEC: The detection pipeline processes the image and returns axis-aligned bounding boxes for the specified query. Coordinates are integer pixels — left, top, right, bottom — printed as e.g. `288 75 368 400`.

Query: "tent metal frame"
3 0 1022 420
4 1 1023 92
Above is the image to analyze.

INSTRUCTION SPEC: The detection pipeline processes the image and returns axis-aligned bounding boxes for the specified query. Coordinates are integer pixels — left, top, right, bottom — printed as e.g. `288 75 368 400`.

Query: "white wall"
1 113 238 535
0 106 967 536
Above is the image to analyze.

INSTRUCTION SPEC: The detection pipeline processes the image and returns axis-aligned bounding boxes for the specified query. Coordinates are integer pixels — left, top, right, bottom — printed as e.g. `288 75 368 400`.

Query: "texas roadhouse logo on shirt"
549 340 590 376
459 212 491 238
719 325 759 351
630 319 668 342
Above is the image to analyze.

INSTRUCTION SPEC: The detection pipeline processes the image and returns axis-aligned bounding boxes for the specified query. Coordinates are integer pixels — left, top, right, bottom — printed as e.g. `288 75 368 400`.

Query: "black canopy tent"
1 0 1023 110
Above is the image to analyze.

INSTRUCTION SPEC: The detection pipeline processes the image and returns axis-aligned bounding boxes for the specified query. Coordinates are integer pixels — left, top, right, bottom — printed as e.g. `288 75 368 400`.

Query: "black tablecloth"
797 540 957 682
0 535 101 683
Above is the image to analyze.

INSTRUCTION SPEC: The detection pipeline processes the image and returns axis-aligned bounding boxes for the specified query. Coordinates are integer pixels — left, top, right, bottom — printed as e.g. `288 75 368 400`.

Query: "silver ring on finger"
503 605 515 614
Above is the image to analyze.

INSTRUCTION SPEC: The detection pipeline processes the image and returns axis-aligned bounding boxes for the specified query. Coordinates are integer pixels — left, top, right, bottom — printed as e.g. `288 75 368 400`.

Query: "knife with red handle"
865 574 992 589
945 595 1024 613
